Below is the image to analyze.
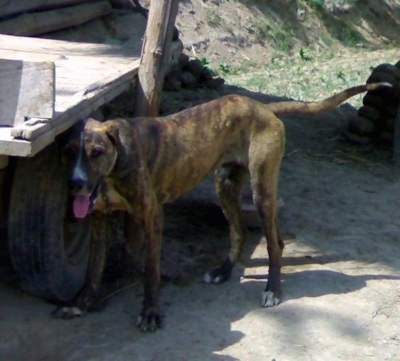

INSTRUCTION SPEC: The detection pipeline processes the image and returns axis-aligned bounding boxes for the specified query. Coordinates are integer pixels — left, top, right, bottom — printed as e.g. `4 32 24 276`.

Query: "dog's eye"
90 147 104 158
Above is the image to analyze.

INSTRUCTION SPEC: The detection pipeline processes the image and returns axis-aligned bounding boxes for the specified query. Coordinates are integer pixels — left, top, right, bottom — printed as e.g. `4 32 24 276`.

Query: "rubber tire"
8 143 90 302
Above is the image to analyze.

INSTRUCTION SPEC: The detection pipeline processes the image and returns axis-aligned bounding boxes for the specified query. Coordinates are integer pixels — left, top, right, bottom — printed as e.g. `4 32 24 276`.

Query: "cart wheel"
8 143 91 302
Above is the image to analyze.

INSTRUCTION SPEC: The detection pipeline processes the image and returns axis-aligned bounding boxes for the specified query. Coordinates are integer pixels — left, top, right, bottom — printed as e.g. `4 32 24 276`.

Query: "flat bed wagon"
0 33 140 301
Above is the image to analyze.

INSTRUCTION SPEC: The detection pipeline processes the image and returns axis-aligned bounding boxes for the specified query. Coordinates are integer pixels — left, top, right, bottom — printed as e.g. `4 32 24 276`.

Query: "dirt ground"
1 85 400 361
1 1 400 360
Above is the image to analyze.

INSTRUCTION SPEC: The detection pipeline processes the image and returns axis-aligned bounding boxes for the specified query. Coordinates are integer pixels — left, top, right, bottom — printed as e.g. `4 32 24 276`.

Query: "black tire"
8 143 91 302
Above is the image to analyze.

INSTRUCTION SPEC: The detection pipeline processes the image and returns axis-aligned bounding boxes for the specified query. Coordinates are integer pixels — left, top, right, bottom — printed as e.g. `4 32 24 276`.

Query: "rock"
164 63 183 91
363 92 386 108
185 59 203 80
379 130 393 146
348 115 376 136
385 117 395 132
367 71 399 92
200 67 213 82
343 131 371 145
178 53 190 68
358 105 383 123
204 77 225 89
180 71 198 89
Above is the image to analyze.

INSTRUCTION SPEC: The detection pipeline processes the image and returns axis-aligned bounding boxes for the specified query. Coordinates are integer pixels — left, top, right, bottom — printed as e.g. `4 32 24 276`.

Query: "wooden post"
134 0 179 117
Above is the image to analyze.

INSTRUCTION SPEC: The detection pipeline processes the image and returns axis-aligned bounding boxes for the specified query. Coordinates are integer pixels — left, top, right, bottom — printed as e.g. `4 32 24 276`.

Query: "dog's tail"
269 82 392 116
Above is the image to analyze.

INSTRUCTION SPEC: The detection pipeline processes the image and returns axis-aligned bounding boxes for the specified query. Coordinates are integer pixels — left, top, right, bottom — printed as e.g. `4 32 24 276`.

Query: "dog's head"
64 118 119 219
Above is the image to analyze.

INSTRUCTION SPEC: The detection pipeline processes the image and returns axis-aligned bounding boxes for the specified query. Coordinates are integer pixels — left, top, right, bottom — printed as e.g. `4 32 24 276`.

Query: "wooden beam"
0 33 141 58
0 59 55 127
134 0 179 117
0 0 92 19
10 65 139 141
0 1 112 36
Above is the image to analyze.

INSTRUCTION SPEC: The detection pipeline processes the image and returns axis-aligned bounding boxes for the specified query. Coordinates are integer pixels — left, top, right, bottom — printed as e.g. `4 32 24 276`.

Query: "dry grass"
224 47 400 108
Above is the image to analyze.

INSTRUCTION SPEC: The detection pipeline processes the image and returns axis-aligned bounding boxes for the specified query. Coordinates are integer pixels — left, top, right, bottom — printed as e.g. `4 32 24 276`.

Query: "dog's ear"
103 120 121 149
102 120 135 176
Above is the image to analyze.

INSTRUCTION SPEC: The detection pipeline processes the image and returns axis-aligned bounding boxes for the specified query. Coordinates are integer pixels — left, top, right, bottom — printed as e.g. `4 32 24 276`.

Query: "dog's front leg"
136 201 164 332
52 213 110 318
120 214 144 273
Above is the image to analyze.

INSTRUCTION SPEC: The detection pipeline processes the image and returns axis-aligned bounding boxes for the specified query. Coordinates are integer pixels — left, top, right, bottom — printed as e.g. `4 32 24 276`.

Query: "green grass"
205 9 222 27
222 47 399 108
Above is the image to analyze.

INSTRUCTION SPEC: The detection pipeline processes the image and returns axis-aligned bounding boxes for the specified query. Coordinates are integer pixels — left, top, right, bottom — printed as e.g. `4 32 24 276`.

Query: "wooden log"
0 0 92 19
0 59 55 127
134 0 179 116
0 1 112 36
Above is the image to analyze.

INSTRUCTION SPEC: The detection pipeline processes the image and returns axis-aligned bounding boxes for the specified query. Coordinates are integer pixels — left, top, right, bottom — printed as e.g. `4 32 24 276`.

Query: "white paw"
203 272 222 284
261 291 280 307
52 306 86 319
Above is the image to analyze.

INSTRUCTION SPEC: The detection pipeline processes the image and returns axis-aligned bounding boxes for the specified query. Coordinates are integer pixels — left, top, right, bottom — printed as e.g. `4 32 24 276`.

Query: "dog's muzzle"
70 132 99 219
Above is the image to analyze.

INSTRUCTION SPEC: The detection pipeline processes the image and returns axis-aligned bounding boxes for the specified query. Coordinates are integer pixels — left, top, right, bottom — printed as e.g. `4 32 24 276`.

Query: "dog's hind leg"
204 163 248 284
249 138 284 307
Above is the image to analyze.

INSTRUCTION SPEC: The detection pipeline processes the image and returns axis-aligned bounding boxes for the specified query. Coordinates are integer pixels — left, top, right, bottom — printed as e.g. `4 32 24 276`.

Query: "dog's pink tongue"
73 195 90 219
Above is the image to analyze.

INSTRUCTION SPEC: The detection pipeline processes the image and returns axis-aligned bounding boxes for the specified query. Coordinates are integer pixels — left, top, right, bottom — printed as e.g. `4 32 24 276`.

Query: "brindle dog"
56 82 390 331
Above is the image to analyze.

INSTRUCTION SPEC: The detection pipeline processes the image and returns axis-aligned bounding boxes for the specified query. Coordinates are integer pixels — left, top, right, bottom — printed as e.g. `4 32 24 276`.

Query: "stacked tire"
348 62 400 146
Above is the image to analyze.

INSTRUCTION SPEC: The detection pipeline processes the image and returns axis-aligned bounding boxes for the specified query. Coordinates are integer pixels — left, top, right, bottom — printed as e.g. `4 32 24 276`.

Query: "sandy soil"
1 2 400 360
1 85 400 361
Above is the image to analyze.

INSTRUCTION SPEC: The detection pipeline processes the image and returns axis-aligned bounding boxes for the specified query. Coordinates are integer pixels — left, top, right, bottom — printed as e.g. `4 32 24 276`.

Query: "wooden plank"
0 34 140 58
0 59 55 127
0 1 112 36
11 65 139 140
0 0 92 19
0 34 141 156
0 128 47 157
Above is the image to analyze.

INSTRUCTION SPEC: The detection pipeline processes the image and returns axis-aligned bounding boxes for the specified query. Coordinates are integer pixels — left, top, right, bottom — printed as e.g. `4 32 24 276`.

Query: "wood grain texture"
0 59 55 127
0 1 112 36
0 0 92 19
134 0 179 117
0 34 141 156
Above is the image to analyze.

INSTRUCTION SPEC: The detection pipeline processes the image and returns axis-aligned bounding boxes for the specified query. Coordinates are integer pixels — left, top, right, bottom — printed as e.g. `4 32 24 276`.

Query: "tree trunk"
134 0 179 117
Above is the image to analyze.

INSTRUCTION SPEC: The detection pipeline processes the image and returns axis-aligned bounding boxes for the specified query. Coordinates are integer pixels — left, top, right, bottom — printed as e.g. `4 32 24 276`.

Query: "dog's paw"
261 290 280 307
203 258 233 284
51 306 87 319
203 270 228 284
136 307 163 332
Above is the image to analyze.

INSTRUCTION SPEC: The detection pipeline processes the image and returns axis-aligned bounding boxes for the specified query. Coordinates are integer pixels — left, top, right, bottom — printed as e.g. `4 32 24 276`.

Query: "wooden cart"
0 0 178 304
0 33 141 301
